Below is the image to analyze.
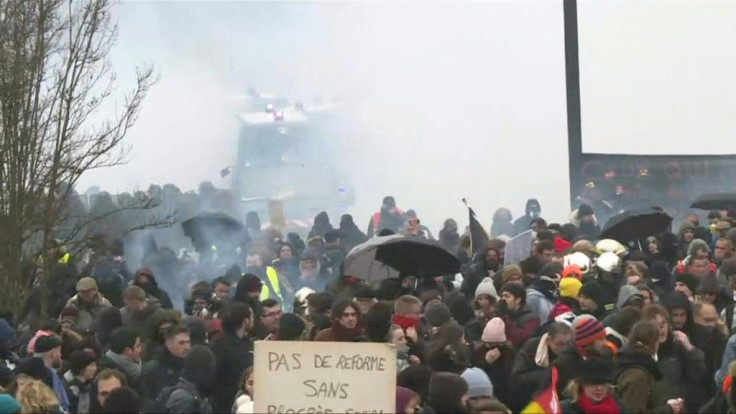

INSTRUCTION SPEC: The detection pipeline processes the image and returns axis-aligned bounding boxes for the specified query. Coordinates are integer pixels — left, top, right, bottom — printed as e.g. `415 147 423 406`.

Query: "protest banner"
504 229 534 265
254 341 396 414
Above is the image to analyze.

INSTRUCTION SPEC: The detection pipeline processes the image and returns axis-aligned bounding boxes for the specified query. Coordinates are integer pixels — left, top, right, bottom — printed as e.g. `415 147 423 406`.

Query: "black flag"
463 198 490 254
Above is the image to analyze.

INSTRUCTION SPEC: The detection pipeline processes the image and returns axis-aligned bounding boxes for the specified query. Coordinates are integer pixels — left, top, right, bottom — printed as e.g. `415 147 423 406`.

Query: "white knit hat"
475 277 499 301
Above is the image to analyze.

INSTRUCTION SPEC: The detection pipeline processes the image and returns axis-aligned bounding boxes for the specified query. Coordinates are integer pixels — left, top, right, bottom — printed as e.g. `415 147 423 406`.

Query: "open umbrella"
600 208 672 243
690 193 736 210
343 235 460 282
181 213 246 251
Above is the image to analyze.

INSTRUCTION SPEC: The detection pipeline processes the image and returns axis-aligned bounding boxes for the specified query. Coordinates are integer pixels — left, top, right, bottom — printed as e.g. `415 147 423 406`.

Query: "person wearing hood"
513 199 542 236
367 196 406 237
491 208 514 238
296 247 331 292
578 281 607 321
63 277 113 333
271 242 300 286
460 245 502 299
677 222 697 260
649 261 675 299
510 322 573 412
663 291 696 337
614 320 685 414
314 300 364 342
673 272 698 302
339 214 368 249
133 268 173 310
605 307 641 355
244 211 262 241
439 219 461 255
699 274 733 313
119 286 166 341
526 263 562 323
641 304 708 412
674 239 716 278
403 210 434 240
498 283 540 348
692 302 727 402
308 211 333 240
138 325 191 411
161 345 215 413
572 204 601 241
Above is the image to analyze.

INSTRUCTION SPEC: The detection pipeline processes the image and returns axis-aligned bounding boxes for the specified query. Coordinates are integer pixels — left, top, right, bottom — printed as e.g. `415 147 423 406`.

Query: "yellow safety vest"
259 266 283 302
59 253 70 264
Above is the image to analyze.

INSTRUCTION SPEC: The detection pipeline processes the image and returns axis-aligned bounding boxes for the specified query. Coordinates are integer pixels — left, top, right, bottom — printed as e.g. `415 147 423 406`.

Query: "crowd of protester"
5 195 736 413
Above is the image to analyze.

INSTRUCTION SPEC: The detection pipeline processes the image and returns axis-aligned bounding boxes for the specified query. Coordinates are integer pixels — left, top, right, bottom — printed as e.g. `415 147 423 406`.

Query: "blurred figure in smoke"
297 248 331 292
286 233 306 258
323 231 346 277
513 199 541 236
439 219 460 254
271 243 300 286
339 214 368 250
133 268 173 310
245 211 262 241
367 196 405 237
403 210 433 240
308 211 333 240
491 208 514 239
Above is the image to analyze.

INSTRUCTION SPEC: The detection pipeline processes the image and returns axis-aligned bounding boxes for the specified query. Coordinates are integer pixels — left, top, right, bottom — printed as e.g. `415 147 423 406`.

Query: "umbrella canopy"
343 235 460 282
600 208 672 243
690 193 736 211
181 213 246 251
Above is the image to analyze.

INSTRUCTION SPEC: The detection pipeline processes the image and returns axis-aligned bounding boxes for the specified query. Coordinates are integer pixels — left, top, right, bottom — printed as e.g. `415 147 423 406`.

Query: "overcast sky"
78 1 572 230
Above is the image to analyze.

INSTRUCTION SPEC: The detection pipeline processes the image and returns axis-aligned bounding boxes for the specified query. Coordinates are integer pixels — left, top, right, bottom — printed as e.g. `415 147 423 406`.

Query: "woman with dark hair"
314 300 364 342
641 304 707 412
614 320 684 413
271 242 300 285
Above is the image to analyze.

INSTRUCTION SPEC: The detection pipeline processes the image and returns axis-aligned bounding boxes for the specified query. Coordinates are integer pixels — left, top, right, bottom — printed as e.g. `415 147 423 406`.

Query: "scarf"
104 350 142 381
578 393 621 414
330 321 363 342
535 333 551 367
393 315 420 332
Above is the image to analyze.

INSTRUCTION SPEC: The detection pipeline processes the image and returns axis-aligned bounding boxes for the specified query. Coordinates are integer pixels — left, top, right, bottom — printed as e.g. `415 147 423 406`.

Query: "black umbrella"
690 193 736 210
344 235 460 281
181 213 246 250
600 208 673 243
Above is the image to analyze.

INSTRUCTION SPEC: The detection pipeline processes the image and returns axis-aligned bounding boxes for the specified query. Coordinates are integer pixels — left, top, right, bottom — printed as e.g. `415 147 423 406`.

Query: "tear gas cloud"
78 1 572 231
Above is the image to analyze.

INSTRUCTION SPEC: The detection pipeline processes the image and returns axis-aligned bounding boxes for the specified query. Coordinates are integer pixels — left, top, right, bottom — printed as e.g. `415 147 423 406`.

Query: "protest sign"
254 341 396 414
504 229 534 265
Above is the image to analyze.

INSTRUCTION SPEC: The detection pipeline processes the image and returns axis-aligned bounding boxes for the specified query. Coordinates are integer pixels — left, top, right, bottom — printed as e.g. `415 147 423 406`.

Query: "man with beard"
460 245 501 299
29 334 70 412
499 283 540 349
297 247 331 292
439 219 461 254
367 196 405 237
513 199 542 236
63 277 112 332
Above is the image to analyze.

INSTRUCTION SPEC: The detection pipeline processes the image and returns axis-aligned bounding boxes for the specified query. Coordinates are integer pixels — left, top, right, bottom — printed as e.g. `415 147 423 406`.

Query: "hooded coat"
513 199 541 236
120 298 166 341
655 331 708 412
308 211 333 240
526 280 557 323
133 270 173 310
614 345 673 414
339 214 368 249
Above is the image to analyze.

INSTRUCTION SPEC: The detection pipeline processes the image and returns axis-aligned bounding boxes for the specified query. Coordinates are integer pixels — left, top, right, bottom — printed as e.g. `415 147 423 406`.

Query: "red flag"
521 367 561 414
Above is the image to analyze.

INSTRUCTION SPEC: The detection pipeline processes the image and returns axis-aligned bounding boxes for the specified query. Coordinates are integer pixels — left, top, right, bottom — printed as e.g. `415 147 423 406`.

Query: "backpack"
153 384 201 414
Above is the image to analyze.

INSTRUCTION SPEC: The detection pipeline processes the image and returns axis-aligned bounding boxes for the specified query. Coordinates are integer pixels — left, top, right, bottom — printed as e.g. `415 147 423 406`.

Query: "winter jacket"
461 261 493 299
120 298 166 340
511 336 555 412
502 305 540 349
232 392 254 414
63 293 112 332
64 374 92 414
526 288 555 323
655 336 708 412
163 378 213 414
614 346 674 414
208 332 253 414
553 346 614 398
472 344 514 407
135 275 174 310
138 348 184 412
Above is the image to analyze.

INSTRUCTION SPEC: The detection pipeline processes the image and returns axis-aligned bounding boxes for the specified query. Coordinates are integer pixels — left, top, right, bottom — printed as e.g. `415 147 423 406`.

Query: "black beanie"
675 272 698 294
397 364 432 401
34 335 61 354
578 204 595 218
579 282 602 305
578 359 613 385
424 302 452 328
181 316 207 346
278 314 306 341
182 345 216 389
428 372 469 409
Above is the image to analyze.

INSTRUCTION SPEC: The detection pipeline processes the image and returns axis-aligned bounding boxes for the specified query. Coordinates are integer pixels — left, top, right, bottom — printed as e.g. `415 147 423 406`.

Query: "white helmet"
596 239 629 257
597 252 622 273
564 252 592 274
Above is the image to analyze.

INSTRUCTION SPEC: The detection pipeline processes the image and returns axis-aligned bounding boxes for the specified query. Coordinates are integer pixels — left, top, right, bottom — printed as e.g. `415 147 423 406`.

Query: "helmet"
596 239 629 257
564 252 591 275
597 252 622 273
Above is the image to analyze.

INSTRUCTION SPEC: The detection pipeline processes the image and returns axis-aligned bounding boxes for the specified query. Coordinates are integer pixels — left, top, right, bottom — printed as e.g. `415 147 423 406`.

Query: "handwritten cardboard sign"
254 341 396 414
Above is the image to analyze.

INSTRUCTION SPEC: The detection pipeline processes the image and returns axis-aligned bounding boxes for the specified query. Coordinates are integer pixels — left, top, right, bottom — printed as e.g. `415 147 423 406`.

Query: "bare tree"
0 0 158 317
